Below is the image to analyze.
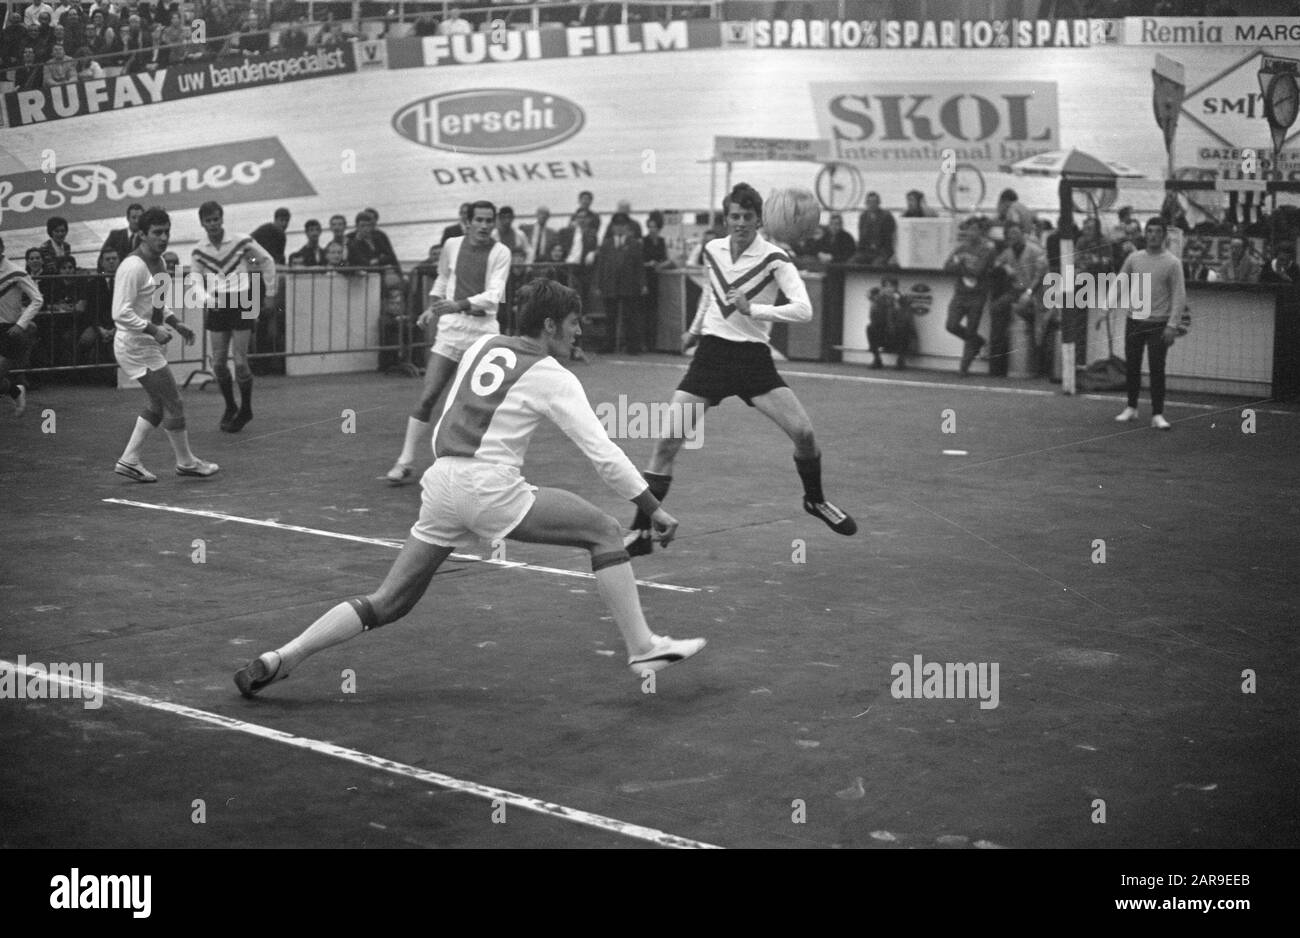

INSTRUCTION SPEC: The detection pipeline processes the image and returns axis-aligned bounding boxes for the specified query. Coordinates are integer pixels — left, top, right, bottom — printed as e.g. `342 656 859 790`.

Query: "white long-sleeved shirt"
433 334 646 501
189 232 276 308
0 259 44 329
689 233 812 344
430 236 512 345
112 255 168 349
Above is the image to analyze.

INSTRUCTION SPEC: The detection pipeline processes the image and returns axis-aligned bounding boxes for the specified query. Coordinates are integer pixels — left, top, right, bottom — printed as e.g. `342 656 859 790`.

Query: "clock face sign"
815 161 864 211
1264 72 1300 130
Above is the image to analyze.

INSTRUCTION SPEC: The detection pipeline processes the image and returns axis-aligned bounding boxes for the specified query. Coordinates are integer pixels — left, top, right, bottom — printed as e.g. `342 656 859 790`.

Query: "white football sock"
398 416 430 467
277 602 365 674
119 416 154 465
164 428 196 466
594 561 655 656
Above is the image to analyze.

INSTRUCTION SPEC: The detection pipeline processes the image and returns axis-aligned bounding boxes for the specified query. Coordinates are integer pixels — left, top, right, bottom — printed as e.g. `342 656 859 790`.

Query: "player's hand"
726 289 751 315
650 507 679 549
153 325 173 346
1162 325 1177 347
681 331 699 353
174 323 196 345
429 299 460 317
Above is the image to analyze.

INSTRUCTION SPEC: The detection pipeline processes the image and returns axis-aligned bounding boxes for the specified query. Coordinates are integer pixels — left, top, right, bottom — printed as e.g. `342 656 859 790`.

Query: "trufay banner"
0 138 316 230
809 81 1059 173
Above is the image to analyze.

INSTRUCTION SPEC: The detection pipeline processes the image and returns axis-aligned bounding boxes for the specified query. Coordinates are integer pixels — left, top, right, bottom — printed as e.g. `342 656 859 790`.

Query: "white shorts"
410 457 537 549
431 316 497 363
114 335 169 381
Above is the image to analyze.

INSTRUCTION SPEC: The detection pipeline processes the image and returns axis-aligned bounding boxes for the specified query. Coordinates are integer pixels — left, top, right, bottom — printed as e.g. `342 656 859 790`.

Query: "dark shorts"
678 334 787 407
0 323 34 362
205 303 256 332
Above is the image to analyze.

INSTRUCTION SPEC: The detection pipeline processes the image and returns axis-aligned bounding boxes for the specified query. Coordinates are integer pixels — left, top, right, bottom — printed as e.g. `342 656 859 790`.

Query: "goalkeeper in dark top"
626 183 857 556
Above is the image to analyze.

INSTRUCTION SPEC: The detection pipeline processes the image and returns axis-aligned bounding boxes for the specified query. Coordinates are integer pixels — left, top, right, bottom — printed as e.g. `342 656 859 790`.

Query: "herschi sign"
392 89 585 155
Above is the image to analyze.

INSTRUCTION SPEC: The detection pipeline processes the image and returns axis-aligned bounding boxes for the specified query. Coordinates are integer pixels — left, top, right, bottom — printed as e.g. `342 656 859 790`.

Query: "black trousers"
1125 317 1170 414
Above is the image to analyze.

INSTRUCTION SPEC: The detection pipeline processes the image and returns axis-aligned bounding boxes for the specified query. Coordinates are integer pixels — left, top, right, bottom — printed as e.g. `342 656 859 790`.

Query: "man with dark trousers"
595 213 646 353
943 218 997 375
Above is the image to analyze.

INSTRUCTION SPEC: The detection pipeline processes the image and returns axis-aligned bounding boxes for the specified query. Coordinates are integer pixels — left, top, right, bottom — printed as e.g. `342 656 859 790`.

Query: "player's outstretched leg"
388 353 458 484
235 533 453 697
752 387 856 535
511 487 705 676
626 390 709 556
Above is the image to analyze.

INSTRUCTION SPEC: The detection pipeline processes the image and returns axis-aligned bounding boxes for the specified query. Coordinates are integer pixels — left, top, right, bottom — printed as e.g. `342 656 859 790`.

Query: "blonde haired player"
626 183 856 555
235 279 705 698
112 206 219 482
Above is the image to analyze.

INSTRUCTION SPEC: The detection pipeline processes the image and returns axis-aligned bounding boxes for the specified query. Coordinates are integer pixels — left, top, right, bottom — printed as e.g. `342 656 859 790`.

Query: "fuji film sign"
392 89 585 155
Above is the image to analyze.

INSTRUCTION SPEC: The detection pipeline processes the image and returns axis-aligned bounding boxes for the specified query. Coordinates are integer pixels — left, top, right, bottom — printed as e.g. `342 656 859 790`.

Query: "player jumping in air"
111 207 219 482
235 279 705 697
385 200 512 484
626 182 857 556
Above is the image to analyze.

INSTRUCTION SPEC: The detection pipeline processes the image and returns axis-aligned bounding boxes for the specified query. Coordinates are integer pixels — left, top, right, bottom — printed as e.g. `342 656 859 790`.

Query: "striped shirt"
190 232 276 307
433 334 646 501
0 259 44 329
430 236 513 345
691 233 812 345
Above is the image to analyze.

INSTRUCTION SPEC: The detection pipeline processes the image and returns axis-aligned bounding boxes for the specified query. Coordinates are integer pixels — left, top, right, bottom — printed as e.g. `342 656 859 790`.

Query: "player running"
235 279 705 698
112 207 219 482
0 235 43 417
626 182 857 556
385 200 512 484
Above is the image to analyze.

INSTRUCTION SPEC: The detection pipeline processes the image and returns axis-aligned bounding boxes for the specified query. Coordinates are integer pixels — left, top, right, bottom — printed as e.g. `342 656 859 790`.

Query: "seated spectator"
855 191 895 265
2 13 27 67
24 20 51 62
59 5 85 52
75 45 103 79
311 21 345 48
1261 240 1299 284
39 216 73 269
241 10 269 56
24 2 54 29
1218 236 1260 283
87 9 119 56
119 13 150 71
1181 238 1215 283
41 38 73 82
902 189 938 218
278 18 308 54
816 212 857 264
438 8 472 35
866 276 916 370
13 44 42 88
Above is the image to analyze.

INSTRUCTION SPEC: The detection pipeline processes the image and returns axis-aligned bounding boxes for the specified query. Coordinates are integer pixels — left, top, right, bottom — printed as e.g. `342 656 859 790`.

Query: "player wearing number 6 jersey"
235 279 706 698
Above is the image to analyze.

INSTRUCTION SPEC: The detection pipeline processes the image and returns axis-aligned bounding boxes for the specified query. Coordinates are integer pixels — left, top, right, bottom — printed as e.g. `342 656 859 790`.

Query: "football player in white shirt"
0 235 44 416
626 183 856 555
236 278 705 698
111 207 218 482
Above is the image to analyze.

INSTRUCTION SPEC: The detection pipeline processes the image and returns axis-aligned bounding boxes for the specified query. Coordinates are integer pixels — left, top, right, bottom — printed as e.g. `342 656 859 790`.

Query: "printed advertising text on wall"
1123 17 1300 46
724 18 1116 49
1183 51 1300 151
810 82 1058 174
0 138 315 230
393 89 585 155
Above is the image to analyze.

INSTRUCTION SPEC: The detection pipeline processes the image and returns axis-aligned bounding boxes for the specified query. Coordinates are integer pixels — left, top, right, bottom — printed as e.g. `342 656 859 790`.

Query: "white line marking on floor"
103 499 700 593
0 659 720 850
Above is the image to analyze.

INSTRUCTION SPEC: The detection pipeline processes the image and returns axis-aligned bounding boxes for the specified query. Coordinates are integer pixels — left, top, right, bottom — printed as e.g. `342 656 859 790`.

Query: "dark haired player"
626 182 857 556
386 200 513 484
111 207 218 481
0 235 43 416
235 279 705 697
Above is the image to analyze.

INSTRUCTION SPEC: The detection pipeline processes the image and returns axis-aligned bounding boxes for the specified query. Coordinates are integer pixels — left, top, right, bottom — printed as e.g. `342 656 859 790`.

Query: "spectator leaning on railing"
1218 236 1261 283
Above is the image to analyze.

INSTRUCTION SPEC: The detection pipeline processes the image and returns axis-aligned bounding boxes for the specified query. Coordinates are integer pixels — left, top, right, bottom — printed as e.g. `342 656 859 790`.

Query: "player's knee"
141 407 163 427
791 426 816 452
233 361 253 382
593 512 625 549
161 415 185 431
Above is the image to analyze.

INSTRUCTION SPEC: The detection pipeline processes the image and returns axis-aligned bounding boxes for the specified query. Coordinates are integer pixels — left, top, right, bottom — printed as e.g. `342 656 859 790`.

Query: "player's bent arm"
246 240 278 295
465 244 512 318
749 261 813 322
113 265 158 336
17 276 43 328
542 366 652 502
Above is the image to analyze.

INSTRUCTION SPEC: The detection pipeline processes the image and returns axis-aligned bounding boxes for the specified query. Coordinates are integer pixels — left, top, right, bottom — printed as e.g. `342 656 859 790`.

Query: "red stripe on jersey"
433 336 545 458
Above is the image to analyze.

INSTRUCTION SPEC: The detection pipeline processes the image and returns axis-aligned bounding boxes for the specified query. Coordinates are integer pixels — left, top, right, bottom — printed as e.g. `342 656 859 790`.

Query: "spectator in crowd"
252 208 291 266
437 7 472 35
102 203 144 259
39 216 73 269
441 202 472 245
855 191 896 265
87 8 119 57
25 247 46 279
816 212 857 264
155 9 184 66
996 188 1037 238
78 246 119 370
988 221 1048 378
574 190 600 231
25 18 51 61
902 189 938 218
75 45 103 79
323 241 347 268
1181 238 1215 283
614 199 642 239
311 19 345 48
278 17 308 54
1160 191 1190 233
13 44 42 88
866 276 914 370
1108 205 1135 243
241 9 269 56
1111 218 1145 270
347 210 400 273
60 4 84 53
1074 216 1112 274
50 0 75 24
2 12 27 66
327 214 348 249
119 12 150 71
24 1 54 28
492 205 528 261
127 1 151 31
595 212 646 354
290 219 328 267
1261 240 1299 284
88 2 124 27
641 209 670 349
521 205 557 266
943 217 997 376
363 208 401 272
1218 236 1260 282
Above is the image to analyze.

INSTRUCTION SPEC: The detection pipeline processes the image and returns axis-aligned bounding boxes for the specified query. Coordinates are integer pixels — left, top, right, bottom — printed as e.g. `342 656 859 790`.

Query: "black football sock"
237 378 253 418
794 454 825 504
631 471 672 529
217 371 237 411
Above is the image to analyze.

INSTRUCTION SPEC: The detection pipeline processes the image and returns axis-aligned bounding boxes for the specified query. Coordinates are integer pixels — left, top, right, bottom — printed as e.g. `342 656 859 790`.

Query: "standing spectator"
996 188 1037 237
816 212 857 264
440 202 471 245
119 12 150 71
251 208 291 266
521 205 558 266
1111 218 1145 270
252 207 291 369
595 212 646 354
614 199 642 238
641 210 670 349
1108 205 1135 243
39 216 74 269
902 189 938 218
492 205 528 262
987 221 1048 378
574 190 600 232
347 210 400 273
59 4 83 54
943 218 997 376
278 17 308 54
1218 236 1261 283
75 45 103 79
25 247 46 278
1113 218 1187 431
102 203 144 259
437 8 472 35
1075 216 1112 275
855 191 895 265
0 235 44 417
362 209 401 274
328 214 348 249
289 219 328 267
866 276 914 370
